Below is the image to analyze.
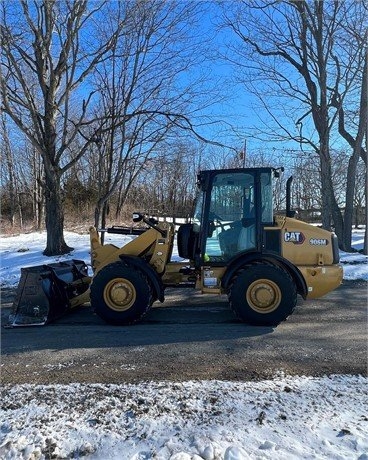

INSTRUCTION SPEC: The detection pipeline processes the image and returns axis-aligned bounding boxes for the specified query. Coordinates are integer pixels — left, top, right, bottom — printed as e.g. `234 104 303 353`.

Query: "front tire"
228 263 297 326
90 261 153 325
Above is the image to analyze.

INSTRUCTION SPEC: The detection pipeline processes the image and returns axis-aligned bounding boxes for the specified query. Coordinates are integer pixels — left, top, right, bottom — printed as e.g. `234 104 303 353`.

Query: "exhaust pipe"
286 176 295 218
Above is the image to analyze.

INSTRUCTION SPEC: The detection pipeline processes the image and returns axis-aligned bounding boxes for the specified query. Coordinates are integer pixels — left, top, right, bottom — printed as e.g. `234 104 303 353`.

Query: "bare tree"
28 142 45 231
87 0 215 230
221 0 367 250
0 113 20 227
0 116 46 230
354 159 366 230
0 0 121 254
331 31 367 252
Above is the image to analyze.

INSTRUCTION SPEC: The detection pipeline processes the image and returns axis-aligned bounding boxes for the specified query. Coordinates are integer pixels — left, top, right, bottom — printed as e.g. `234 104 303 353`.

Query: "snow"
339 228 368 281
1 227 367 460
1 376 368 460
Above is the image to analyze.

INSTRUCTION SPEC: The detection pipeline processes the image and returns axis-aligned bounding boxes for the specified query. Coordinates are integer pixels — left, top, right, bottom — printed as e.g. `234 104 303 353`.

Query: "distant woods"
1 136 365 232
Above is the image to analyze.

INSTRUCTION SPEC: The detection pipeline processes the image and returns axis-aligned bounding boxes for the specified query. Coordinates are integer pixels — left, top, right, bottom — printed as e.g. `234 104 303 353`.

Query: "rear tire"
228 263 297 326
90 261 153 325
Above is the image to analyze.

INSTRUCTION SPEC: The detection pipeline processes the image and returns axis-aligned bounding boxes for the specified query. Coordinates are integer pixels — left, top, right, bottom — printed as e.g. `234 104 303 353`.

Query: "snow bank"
1 375 367 460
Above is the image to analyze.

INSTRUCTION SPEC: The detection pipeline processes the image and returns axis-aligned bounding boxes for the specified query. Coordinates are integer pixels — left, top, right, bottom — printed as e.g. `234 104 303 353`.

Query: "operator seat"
237 224 255 251
218 218 255 257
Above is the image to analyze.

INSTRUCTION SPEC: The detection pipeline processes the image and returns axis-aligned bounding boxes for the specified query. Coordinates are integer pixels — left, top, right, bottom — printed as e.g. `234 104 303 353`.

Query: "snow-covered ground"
1 227 367 460
1 376 367 460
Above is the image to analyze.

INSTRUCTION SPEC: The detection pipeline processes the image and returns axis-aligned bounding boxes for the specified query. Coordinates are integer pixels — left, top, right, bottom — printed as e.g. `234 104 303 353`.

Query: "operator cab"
177 168 275 265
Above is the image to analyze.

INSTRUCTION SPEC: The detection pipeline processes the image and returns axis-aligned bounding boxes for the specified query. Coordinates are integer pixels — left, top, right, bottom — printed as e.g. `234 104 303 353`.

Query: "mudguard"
119 254 165 303
221 252 308 299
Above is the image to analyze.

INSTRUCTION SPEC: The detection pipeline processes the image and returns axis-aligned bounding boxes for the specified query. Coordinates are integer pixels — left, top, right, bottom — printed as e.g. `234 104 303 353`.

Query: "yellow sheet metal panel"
277 217 337 266
149 222 175 274
299 265 343 299
89 223 175 275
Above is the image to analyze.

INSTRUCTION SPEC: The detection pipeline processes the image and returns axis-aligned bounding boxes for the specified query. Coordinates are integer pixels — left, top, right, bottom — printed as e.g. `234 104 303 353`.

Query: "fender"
119 254 165 303
221 251 308 299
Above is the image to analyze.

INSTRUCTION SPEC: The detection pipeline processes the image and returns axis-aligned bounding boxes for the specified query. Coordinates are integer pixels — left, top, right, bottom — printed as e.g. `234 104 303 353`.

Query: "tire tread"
228 262 297 326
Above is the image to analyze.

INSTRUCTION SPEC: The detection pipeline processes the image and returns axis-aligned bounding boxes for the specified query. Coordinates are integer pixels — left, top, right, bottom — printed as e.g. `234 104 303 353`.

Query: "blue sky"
182 3 259 154
185 2 301 160
189 1 361 163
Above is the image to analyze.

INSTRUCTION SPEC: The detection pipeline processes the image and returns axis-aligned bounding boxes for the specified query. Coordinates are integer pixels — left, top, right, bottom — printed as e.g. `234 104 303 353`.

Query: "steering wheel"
208 211 227 236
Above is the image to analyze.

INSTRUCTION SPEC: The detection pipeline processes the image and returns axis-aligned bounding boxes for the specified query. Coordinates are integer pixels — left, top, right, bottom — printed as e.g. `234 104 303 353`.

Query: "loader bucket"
7 260 90 327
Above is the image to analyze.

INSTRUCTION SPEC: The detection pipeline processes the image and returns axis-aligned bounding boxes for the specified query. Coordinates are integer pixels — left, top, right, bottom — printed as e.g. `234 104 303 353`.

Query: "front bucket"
7 260 90 327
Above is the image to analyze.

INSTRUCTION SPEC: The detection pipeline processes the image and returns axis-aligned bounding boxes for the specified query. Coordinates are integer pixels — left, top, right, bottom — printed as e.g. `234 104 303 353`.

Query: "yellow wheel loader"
8 167 343 327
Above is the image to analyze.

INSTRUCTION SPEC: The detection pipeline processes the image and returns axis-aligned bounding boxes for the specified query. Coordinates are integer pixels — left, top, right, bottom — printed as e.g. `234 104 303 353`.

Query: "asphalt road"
1 280 367 385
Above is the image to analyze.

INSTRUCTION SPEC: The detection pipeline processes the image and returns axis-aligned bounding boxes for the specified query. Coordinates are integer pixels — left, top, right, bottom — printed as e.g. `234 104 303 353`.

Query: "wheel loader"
8 167 343 327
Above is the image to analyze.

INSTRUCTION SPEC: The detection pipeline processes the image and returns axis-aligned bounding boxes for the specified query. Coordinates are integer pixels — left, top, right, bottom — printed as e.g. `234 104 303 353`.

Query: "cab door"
203 171 257 262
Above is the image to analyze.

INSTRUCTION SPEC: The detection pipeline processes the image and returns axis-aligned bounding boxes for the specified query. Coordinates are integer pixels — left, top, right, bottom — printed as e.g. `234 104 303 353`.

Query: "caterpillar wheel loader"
8 167 343 327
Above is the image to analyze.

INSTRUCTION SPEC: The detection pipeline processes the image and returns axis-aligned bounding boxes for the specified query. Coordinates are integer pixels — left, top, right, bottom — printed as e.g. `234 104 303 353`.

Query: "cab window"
205 172 256 261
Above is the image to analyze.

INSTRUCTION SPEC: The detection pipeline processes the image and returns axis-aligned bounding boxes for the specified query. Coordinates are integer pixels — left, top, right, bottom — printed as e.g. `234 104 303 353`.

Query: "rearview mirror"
132 213 143 222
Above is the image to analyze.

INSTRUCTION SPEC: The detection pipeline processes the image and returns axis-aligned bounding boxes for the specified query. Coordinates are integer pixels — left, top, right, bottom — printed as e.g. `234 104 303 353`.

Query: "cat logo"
284 231 305 244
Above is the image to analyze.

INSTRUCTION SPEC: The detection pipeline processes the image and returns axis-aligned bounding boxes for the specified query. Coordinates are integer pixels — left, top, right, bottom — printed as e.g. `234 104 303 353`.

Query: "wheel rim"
246 279 281 314
103 278 136 312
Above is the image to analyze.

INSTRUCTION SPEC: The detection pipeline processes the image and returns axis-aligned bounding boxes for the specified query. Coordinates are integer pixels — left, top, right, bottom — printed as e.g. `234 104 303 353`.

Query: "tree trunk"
6 153 16 227
364 165 368 255
330 185 345 248
32 148 44 230
2 114 17 227
43 171 73 256
100 202 109 245
94 197 106 230
319 143 345 246
94 198 110 245
35 185 44 231
342 149 361 251
17 192 23 229
319 141 333 230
